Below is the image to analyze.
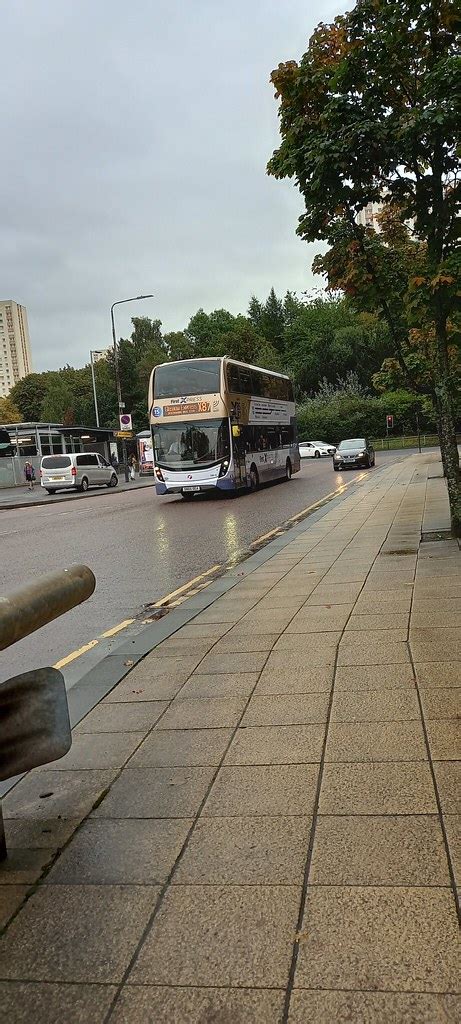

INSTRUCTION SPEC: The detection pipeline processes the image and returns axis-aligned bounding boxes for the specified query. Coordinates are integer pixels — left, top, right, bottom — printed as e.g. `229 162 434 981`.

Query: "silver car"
40 453 118 494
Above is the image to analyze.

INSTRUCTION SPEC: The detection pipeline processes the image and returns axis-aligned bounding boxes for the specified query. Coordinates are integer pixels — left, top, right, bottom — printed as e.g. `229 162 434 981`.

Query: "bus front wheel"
249 465 259 492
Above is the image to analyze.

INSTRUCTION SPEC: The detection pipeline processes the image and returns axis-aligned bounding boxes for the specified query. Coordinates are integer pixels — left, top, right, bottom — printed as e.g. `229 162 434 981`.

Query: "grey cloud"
2 0 343 370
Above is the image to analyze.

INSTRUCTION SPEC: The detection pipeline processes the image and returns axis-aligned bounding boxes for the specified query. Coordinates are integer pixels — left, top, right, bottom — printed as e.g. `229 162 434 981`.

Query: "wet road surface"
0 452 405 680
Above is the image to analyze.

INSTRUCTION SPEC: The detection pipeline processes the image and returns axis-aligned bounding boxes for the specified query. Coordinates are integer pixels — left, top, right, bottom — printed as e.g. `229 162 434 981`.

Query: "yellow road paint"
152 563 222 607
250 526 283 548
99 618 135 639
54 639 99 669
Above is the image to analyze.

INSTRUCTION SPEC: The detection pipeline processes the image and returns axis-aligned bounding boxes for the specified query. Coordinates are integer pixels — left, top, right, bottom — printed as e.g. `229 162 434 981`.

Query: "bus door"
231 424 248 487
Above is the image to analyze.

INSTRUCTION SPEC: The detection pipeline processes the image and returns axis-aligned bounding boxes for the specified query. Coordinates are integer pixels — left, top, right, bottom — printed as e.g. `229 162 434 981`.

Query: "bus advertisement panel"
148 357 299 499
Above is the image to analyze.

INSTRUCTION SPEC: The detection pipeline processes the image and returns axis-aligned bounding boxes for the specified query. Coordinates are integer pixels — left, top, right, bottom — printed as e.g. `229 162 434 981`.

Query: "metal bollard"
0 565 95 652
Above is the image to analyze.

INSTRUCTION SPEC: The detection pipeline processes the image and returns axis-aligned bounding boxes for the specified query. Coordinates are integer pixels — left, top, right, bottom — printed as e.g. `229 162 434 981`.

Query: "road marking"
100 618 135 638
152 564 222 607
54 639 99 669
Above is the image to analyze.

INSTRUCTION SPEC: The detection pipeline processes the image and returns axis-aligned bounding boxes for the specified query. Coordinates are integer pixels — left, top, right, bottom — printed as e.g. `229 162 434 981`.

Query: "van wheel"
249 465 259 492
314 449 321 458
80 477 89 492
285 459 292 481
107 474 118 487
46 489 56 495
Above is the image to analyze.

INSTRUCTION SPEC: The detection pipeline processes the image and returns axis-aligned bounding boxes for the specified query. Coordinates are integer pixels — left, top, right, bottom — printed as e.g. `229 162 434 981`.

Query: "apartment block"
0 300 33 397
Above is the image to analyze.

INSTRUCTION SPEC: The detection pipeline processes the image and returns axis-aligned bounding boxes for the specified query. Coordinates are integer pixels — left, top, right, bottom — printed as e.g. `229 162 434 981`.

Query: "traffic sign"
114 430 133 439
119 413 132 431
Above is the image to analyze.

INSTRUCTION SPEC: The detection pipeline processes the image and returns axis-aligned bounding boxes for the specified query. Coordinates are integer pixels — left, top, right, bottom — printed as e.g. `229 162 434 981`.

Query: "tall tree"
0 396 22 423
9 373 49 421
268 0 461 533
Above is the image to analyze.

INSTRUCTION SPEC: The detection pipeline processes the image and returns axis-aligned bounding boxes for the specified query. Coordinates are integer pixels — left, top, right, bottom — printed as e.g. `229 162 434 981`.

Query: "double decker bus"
148 357 300 499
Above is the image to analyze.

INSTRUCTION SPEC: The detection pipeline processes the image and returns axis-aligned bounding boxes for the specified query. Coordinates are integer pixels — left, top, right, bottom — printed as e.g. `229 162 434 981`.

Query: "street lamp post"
89 350 102 428
110 295 153 482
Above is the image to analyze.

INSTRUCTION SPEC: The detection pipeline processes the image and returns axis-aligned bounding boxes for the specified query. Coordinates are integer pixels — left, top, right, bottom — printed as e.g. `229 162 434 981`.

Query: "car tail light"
71 466 77 477
154 467 164 481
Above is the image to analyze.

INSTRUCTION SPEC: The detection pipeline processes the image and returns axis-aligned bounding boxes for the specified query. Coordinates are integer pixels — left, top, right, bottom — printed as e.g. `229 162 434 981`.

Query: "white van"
40 453 118 494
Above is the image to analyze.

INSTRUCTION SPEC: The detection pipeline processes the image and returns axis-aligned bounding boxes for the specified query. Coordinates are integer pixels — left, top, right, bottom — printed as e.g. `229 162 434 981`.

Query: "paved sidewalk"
0 454 459 1023
0 476 153 510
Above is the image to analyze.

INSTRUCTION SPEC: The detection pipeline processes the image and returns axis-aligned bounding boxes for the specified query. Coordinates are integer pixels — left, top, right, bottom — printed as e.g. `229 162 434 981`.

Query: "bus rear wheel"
249 465 259 492
285 459 292 481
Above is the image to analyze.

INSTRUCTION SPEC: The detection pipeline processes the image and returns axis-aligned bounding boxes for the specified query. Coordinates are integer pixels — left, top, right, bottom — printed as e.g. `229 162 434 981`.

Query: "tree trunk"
434 340 461 538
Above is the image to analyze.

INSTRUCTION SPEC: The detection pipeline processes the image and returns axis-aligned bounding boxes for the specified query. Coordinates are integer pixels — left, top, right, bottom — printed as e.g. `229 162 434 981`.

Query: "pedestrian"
24 461 36 491
129 454 137 480
110 451 119 471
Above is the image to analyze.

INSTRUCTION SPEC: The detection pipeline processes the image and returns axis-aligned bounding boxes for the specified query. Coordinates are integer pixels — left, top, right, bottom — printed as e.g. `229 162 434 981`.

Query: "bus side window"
251 371 262 397
227 365 240 393
281 426 294 447
267 426 280 450
239 368 252 394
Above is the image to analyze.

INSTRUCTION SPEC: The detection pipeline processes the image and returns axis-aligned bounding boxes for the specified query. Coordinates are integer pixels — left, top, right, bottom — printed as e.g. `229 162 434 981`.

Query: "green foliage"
9 373 49 421
0 396 23 423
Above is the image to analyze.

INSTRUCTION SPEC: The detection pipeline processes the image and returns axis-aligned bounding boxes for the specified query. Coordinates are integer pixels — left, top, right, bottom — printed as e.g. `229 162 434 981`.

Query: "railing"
0 565 96 859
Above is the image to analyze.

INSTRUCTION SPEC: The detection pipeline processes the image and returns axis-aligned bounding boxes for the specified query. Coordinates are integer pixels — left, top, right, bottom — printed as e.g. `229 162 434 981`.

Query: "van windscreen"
42 456 71 468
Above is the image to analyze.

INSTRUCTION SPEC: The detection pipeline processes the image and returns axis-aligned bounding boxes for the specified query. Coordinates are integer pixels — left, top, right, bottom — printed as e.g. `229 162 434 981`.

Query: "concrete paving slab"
295 887 460 992
334 664 415 691
426 721 460 760
0 884 157 983
284 607 352 633
325 721 427 762
176 672 259 700
345 613 410 631
174 815 312 885
3 769 117 821
111 986 285 1024
309 815 450 885
241 693 330 727
0 982 117 1024
203 764 319 817
0 885 30 929
4 817 79 850
338 636 410 666
288 991 461 1024
420 688 460 719
353 592 412 614
412 608 461 628
153 637 215 656
156 696 246 730
193 650 268 675
319 762 437 815
331 688 420 722
255 663 334 696
304 583 363 605
128 728 232 768
91 767 215 818
410 629 461 663
102 674 189 703
417 558 461 577
47 818 191 885
35 732 144 771
224 724 325 765
75 701 168 733
0 846 53 885
434 761 461 814
415 662 461 687
129 884 301 988
211 633 279 653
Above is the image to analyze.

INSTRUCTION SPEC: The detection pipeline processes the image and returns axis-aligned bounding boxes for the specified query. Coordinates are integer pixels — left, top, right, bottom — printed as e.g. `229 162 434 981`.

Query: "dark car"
333 438 375 471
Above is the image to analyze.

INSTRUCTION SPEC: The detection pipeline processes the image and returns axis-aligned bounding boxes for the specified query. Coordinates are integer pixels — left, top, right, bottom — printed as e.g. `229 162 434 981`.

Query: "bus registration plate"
183 485 201 492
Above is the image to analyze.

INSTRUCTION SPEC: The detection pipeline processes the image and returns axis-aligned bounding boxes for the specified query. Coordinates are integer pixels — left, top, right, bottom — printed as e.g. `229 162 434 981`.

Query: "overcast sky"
2 0 343 372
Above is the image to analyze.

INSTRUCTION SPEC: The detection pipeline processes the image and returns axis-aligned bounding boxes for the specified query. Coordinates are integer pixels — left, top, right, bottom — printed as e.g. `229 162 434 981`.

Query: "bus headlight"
154 467 164 481
219 460 229 477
